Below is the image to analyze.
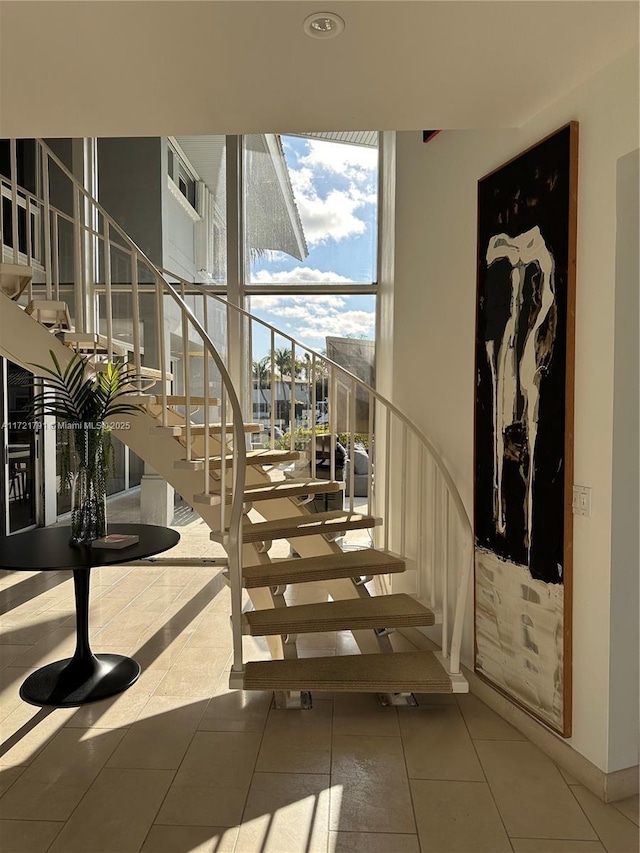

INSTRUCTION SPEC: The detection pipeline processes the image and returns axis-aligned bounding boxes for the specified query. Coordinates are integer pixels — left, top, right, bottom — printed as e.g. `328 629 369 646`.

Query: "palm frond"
31 351 144 425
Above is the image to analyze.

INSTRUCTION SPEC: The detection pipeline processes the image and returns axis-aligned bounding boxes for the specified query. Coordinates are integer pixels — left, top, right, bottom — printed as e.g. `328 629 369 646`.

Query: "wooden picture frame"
473 122 578 736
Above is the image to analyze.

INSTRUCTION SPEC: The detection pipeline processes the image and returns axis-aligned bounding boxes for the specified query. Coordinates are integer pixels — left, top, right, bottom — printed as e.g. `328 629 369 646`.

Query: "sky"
248 135 378 360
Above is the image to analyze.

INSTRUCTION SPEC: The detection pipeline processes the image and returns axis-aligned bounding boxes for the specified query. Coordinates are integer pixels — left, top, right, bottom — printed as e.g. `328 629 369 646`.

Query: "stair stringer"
145 404 390 655
128 414 385 656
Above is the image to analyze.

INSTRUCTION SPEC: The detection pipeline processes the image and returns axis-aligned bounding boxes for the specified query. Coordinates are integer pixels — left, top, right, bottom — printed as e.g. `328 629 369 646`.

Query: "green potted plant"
32 351 144 544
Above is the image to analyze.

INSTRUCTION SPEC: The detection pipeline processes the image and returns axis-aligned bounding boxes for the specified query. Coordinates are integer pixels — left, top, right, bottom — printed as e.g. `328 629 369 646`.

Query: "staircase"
0 138 473 702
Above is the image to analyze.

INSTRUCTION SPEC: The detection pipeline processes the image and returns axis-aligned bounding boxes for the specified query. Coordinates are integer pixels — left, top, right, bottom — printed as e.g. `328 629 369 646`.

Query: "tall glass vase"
69 427 108 545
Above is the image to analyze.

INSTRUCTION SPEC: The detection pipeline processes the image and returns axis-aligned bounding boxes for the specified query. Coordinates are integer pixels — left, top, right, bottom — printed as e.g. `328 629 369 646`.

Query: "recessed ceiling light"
303 12 345 39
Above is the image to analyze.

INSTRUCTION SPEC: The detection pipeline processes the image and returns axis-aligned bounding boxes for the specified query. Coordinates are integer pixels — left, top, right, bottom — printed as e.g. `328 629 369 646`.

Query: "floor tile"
185 610 234 649
0 613 74 647
571 786 640 852
333 693 400 737
557 764 581 785
475 741 598 840
154 648 230 697
0 779 88 821
140 824 238 852
296 631 338 651
411 779 512 852
235 771 330 852
398 704 485 781
0 819 63 852
456 692 527 740
132 632 193 672
47 768 174 853
106 697 207 769
512 840 606 852
413 692 457 705
613 795 639 828
63 673 163 729
331 735 415 833
155 784 248 829
198 685 271 732
0 646 31 667
0 766 24 798
328 830 420 852
0 705 76 768
256 698 332 774
13 727 125 786
156 731 261 826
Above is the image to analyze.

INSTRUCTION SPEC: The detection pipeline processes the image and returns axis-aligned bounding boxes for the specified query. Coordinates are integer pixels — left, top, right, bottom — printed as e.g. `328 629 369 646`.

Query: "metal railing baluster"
155 276 168 425
311 354 317 479
103 221 113 361
289 342 296 451
131 253 142 386
10 140 18 265
384 408 391 553
203 294 210 497
52 213 60 301
348 379 356 513
41 145 52 300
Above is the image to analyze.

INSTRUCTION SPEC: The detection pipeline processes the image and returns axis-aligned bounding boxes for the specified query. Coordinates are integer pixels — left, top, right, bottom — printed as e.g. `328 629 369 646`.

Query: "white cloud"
251 267 353 285
249 291 375 350
284 138 377 245
301 139 378 176
296 310 375 341
289 178 370 244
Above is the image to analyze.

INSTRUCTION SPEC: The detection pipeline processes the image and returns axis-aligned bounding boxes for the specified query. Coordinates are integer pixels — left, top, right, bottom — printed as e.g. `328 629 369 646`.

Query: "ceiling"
0 1 637 137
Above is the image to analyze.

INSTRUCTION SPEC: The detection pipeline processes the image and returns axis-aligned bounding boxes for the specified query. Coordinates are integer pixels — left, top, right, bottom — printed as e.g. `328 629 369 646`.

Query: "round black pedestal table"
0 524 180 707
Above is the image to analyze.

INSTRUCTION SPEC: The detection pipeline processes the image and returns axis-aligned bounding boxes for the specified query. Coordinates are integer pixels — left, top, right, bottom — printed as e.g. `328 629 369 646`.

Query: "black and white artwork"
474 123 578 736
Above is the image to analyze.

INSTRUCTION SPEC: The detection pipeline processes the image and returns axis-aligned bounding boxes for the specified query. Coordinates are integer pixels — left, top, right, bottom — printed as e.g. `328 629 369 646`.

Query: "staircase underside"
243 650 453 693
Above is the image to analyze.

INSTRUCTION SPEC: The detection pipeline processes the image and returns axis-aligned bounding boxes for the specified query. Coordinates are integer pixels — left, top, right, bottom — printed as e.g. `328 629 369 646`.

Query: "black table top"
0 524 181 571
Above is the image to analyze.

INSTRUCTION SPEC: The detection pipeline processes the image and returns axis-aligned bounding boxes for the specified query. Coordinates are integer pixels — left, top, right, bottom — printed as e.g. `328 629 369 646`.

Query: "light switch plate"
572 485 592 517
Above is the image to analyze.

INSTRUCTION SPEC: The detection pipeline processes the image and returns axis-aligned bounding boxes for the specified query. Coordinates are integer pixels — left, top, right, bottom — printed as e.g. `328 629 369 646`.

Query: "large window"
244 133 378 286
243 132 378 407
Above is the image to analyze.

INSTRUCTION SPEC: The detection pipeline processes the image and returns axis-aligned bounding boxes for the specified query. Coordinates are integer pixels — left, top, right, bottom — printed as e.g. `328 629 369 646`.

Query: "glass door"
1 358 39 534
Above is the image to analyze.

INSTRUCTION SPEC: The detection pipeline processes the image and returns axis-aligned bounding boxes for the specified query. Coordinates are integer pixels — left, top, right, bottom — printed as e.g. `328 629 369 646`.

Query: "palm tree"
252 357 271 416
273 347 293 402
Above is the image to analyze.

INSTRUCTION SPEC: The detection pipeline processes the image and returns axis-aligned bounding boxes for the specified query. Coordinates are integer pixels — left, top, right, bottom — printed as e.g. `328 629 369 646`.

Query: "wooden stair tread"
224 478 343 503
236 510 379 544
245 593 434 635
25 299 72 330
243 650 452 693
154 423 261 437
59 331 134 355
178 449 300 471
165 396 221 407
242 548 405 587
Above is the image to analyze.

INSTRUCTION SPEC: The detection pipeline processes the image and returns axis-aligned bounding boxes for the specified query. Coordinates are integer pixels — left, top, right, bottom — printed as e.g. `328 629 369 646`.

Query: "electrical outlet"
572 485 592 517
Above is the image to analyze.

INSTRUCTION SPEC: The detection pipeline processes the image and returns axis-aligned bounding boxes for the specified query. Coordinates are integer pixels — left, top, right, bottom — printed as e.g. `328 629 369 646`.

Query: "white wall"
609 148 639 771
391 48 639 772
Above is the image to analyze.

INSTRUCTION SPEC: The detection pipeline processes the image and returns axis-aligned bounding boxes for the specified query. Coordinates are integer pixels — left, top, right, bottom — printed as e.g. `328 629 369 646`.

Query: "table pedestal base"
20 653 141 708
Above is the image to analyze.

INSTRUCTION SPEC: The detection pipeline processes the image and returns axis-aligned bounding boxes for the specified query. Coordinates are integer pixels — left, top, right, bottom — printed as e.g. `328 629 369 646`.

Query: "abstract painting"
474 123 578 736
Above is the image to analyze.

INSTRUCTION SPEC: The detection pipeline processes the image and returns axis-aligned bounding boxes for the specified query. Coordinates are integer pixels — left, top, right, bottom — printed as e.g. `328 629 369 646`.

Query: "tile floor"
0 492 638 853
